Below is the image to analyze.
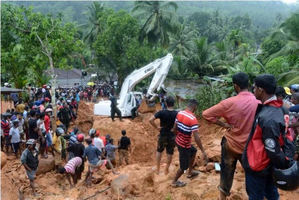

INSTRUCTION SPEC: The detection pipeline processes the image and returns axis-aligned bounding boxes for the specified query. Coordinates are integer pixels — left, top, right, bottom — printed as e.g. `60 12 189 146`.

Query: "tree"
187 11 211 34
270 12 299 59
94 10 158 86
168 56 192 80
1 4 82 119
82 2 106 47
132 1 178 47
168 23 198 59
188 37 217 78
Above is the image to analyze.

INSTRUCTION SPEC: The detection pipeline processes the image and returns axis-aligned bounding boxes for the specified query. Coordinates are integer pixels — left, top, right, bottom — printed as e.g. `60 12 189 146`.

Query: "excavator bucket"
137 99 161 114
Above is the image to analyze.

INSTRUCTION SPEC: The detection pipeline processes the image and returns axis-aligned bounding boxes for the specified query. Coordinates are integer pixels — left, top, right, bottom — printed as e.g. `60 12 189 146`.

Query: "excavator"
94 53 173 117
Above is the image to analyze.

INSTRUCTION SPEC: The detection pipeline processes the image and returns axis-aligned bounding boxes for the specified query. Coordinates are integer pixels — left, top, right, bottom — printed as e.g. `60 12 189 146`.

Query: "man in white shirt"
9 120 21 158
94 131 104 153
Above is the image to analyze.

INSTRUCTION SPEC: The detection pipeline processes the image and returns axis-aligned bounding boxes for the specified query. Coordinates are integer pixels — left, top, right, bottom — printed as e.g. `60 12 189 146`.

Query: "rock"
180 189 200 200
206 162 215 172
111 174 129 195
19 174 27 182
206 146 221 162
1 152 7 168
36 155 55 175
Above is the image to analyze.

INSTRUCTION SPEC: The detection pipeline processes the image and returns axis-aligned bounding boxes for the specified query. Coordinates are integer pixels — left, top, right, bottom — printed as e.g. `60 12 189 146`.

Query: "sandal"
187 171 200 179
171 181 187 188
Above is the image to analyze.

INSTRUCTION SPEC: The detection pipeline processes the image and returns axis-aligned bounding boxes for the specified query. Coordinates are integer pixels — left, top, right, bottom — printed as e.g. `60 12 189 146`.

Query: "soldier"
109 93 123 122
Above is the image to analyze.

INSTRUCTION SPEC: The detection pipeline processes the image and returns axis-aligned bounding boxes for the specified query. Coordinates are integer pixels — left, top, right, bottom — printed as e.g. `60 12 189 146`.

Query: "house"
53 68 90 88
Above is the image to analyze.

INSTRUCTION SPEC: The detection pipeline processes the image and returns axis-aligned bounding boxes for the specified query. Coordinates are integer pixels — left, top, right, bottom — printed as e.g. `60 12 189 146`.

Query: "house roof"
54 68 83 80
1 87 24 94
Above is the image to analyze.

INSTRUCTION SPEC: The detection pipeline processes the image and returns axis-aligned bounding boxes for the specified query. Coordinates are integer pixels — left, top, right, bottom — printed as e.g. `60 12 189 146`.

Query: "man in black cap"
242 74 294 199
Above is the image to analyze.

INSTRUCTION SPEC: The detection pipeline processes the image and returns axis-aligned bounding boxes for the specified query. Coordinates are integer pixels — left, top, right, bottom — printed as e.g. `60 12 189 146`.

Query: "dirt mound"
72 101 94 134
1 105 299 200
92 113 158 164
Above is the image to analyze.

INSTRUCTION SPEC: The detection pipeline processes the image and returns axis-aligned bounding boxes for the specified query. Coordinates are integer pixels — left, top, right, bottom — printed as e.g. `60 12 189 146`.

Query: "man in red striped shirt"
171 99 208 187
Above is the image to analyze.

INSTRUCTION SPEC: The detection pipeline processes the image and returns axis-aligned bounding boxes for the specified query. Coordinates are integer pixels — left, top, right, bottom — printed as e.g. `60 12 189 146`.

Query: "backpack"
280 107 296 161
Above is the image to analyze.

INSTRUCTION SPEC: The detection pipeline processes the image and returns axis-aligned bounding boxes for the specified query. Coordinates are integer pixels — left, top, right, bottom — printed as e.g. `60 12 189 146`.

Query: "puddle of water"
164 79 204 98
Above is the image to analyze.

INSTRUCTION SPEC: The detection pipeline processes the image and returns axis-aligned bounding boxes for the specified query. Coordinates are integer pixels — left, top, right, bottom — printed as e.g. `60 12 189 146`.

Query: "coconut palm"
168 23 198 59
270 12 299 58
168 56 191 80
132 1 178 47
83 2 105 47
188 37 217 78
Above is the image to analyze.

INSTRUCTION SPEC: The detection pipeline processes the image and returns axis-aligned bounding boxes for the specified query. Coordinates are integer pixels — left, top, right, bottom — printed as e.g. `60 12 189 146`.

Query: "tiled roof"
54 68 82 80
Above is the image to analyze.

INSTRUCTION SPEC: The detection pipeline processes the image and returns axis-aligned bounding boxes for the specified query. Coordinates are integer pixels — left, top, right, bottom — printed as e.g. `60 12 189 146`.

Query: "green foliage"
260 39 286 60
168 56 193 80
269 12 299 59
194 79 232 115
132 1 178 47
1 3 83 88
21 92 30 102
265 56 292 77
188 37 217 78
226 56 265 85
165 193 173 200
93 10 160 85
168 23 198 59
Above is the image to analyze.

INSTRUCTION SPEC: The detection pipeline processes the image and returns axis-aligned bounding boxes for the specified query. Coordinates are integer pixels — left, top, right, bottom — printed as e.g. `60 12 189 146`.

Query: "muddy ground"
1 101 299 200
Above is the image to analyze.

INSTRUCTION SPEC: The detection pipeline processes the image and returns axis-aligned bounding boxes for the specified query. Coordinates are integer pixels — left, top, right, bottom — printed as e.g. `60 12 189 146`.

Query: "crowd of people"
149 73 299 200
2 75 299 199
1 84 132 196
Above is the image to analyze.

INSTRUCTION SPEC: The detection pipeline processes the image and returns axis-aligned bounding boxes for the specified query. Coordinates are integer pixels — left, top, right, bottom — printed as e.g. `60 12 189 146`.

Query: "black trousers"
111 107 122 121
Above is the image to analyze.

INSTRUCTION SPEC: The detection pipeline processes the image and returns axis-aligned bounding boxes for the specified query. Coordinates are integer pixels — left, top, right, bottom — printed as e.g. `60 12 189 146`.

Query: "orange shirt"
99 136 107 146
202 91 259 154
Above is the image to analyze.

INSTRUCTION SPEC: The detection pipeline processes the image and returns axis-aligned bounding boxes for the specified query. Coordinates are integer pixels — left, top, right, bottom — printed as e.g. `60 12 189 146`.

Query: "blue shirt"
105 143 117 160
289 104 299 113
83 144 102 165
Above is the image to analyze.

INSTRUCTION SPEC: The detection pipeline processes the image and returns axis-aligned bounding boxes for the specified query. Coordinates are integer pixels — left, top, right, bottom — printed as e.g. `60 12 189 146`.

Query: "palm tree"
132 1 178 47
82 2 105 47
168 23 198 59
269 12 299 58
168 55 191 80
188 37 218 78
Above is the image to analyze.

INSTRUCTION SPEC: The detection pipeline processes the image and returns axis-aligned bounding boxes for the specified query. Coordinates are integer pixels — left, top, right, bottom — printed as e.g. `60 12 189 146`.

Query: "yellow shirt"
52 134 62 153
16 104 25 113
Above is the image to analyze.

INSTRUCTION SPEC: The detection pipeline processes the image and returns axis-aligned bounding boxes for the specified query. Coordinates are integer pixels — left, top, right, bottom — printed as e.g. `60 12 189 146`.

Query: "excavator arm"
118 53 173 109
94 53 173 117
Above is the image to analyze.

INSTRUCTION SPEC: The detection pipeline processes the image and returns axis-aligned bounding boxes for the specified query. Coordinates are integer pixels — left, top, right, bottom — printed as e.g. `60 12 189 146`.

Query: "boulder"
111 174 129 196
206 145 221 163
36 155 55 175
1 151 7 169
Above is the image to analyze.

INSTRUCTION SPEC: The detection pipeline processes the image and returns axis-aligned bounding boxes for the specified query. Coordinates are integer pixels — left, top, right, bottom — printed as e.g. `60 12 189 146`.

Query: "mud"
1 101 299 200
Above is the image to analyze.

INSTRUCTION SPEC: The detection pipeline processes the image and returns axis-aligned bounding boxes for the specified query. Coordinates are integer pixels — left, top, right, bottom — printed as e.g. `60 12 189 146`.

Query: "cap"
96 130 100 137
45 108 52 112
284 87 291 95
45 97 50 101
26 139 36 145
